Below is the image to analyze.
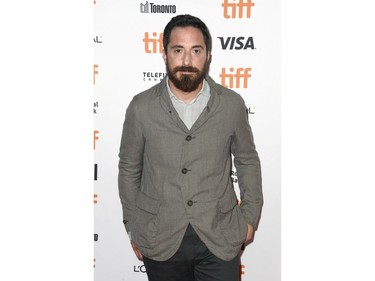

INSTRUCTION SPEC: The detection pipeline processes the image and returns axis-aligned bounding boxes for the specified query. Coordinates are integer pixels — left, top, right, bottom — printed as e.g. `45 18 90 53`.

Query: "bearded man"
118 14 263 281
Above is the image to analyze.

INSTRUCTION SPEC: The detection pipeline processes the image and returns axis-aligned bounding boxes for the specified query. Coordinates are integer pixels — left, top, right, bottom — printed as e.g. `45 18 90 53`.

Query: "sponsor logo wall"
94 0 280 280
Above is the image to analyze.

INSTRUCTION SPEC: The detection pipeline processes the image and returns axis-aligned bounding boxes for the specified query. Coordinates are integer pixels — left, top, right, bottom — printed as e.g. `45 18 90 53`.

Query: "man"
118 14 262 281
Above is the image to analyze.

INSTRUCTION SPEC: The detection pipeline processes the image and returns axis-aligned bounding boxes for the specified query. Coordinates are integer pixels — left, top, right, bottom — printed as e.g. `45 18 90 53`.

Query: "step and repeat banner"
94 0 280 280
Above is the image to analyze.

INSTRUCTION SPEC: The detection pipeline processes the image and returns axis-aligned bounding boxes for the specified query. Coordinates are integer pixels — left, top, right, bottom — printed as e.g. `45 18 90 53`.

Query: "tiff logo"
93 64 98 84
240 264 245 275
220 67 251 88
94 130 99 150
143 32 163 53
222 0 255 19
94 194 98 204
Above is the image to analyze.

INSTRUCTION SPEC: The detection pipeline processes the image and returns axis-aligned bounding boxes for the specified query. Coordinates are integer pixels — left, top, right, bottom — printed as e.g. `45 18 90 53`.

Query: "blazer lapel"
158 82 190 134
189 76 221 133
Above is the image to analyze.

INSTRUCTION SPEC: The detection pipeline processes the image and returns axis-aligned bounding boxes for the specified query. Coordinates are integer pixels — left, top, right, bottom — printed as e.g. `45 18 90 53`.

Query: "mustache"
173 66 199 73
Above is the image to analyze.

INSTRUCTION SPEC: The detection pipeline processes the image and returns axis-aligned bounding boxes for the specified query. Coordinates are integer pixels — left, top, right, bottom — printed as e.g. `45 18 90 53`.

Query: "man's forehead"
168 26 205 44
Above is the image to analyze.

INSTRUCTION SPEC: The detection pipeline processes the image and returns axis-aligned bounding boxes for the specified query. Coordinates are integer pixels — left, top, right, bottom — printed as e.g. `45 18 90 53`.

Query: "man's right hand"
131 241 143 261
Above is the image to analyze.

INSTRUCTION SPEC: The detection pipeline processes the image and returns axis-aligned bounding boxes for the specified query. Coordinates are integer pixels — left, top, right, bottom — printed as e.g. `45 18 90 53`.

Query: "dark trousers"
143 224 239 281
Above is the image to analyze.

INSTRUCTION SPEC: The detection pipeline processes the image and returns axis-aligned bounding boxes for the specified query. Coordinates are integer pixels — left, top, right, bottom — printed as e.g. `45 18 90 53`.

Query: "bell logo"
143 32 163 54
222 0 255 19
219 67 251 88
93 64 98 84
94 130 99 150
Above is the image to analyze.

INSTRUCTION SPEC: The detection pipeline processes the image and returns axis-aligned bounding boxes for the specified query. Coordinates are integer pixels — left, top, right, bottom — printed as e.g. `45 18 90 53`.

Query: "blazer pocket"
218 193 247 247
133 192 161 249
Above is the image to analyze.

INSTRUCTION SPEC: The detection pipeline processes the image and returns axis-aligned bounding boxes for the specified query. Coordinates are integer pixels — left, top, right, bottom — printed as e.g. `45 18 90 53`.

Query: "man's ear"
162 50 167 64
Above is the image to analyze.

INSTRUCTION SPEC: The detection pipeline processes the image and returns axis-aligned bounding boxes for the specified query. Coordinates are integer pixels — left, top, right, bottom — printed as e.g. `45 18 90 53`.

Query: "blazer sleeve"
231 99 263 229
118 97 145 237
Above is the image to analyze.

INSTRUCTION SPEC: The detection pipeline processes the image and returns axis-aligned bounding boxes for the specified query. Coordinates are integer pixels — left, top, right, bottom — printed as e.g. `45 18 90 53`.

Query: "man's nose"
182 52 192 66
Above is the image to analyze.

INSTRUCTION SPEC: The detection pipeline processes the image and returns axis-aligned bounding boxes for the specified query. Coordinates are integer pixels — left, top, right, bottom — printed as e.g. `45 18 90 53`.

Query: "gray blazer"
118 75 262 261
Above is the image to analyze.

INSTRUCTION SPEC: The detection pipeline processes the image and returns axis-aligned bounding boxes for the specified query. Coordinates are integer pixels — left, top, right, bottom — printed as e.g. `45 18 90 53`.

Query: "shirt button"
187 200 194 206
182 168 188 174
186 135 192 141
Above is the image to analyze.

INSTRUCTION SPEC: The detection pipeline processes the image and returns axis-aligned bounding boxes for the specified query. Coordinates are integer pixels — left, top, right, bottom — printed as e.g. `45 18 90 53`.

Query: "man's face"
163 26 210 93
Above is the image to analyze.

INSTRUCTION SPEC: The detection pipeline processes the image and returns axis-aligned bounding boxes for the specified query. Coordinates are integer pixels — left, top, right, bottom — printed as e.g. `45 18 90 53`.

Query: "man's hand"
244 224 254 244
131 241 143 261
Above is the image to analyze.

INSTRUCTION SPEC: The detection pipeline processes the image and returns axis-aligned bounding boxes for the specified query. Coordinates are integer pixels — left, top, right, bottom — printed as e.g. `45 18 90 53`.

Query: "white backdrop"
94 0 280 280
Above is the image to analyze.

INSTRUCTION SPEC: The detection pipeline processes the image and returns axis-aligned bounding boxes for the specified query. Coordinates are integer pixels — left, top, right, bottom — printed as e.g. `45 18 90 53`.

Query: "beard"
166 62 208 92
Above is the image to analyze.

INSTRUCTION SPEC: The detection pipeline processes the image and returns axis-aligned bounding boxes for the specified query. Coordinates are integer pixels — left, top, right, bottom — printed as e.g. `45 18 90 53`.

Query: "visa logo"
217 37 255 50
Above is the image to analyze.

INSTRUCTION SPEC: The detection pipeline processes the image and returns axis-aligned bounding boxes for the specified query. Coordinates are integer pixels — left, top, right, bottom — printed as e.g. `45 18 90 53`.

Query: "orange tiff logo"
143 32 163 53
94 130 99 150
94 194 98 204
219 67 251 88
240 264 245 275
222 0 255 19
238 264 245 281
93 64 99 85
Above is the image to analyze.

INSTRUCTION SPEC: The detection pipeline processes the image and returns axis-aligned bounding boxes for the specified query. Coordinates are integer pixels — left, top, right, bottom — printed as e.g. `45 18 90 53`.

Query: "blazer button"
186 135 192 141
182 168 188 174
187 200 194 206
